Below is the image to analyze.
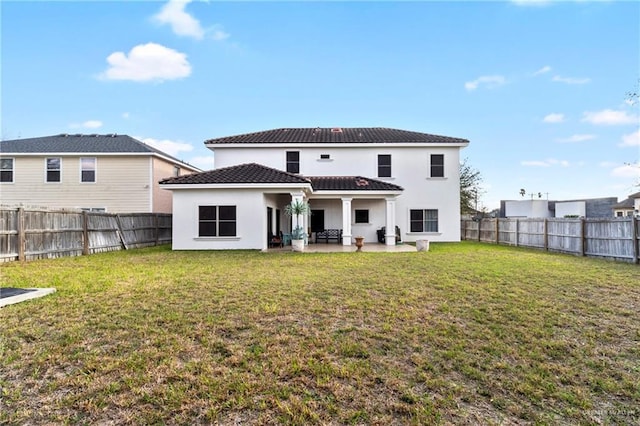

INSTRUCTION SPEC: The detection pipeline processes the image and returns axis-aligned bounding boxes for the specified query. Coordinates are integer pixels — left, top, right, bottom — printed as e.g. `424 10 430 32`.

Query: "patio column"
341 197 352 245
385 197 396 246
290 192 305 238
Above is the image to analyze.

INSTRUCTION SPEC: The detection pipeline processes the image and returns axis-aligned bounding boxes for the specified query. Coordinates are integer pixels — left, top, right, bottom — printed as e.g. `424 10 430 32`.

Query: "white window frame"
45 157 62 183
408 209 439 233
429 154 445 178
80 157 97 183
0 157 14 183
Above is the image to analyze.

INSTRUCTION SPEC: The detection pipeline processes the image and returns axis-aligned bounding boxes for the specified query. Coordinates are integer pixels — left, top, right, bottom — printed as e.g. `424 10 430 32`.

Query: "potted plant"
284 200 309 252
354 236 364 251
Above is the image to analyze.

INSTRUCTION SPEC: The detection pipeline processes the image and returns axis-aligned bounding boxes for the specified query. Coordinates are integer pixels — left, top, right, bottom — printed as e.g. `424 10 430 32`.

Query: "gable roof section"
160 163 310 185
308 176 403 192
0 134 200 171
205 128 469 145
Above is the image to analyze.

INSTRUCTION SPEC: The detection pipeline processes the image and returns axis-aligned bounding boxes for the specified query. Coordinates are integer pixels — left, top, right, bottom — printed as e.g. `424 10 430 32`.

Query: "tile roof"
160 163 311 185
205 127 469 145
308 176 403 192
159 163 404 192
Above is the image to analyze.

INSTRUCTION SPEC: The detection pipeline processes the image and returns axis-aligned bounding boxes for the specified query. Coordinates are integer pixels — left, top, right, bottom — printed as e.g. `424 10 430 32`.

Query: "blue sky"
2 0 639 210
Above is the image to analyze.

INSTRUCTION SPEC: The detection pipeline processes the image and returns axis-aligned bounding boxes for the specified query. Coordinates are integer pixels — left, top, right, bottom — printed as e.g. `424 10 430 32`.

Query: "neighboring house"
500 197 619 219
160 127 469 250
612 191 640 218
0 134 200 213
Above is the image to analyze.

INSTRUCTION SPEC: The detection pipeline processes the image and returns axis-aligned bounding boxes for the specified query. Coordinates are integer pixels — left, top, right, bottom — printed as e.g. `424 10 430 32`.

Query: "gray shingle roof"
1 134 200 171
160 163 311 185
205 128 469 145
308 176 403 192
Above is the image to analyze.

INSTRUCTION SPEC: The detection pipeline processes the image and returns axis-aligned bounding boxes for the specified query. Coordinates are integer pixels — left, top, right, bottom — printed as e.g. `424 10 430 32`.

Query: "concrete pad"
0 288 56 308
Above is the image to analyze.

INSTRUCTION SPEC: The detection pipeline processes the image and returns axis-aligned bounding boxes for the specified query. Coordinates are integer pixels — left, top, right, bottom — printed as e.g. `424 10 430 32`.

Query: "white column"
385 197 396 246
341 197 352 245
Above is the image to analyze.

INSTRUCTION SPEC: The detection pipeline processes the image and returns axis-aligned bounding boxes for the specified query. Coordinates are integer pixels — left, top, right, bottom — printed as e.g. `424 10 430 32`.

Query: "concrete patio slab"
268 243 417 253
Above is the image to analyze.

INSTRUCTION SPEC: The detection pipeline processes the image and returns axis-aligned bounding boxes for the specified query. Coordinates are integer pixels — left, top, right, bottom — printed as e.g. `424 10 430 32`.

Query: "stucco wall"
171 188 267 250
214 145 463 242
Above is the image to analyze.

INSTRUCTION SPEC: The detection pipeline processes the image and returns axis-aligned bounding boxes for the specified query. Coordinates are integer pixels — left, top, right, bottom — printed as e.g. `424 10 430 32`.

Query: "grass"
1 242 639 425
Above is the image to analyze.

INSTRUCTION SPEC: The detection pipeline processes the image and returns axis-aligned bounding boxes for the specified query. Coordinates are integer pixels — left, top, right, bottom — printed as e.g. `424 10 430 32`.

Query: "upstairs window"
81 157 96 183
199 205 237 237
430 154 444 178
410 209 438 233
46 157 61 182
0 158 14 183
378 154 391 178
286 151 300 174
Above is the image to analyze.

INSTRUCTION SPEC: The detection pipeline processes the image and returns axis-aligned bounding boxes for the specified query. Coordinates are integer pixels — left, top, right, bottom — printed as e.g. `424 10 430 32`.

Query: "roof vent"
355 178 369 187
59 133 69 137
331 128 342 133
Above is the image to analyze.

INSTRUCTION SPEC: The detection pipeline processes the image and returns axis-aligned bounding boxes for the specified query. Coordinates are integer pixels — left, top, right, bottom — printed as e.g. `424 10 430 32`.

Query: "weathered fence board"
0 208 172 262
461 217 639 264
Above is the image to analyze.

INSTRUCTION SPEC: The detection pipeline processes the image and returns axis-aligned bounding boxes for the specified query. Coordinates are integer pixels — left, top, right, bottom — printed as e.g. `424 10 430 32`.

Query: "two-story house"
160 127 469 250
0 134 201 213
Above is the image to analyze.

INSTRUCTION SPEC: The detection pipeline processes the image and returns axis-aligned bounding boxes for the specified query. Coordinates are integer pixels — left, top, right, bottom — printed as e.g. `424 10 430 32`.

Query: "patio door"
267 207 273 239
311 209 325 232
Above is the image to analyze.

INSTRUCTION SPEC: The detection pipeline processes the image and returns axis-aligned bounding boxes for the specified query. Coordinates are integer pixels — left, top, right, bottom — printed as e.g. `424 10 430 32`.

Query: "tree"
459 158 483 215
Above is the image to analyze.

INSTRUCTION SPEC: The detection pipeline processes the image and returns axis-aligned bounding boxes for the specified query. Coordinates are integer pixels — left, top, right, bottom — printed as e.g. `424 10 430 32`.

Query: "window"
199 205 236 237
355 209 369 224
378 154 391 177
81 157 96 183
320 154 330 160
430 154 444 178
0 158 13 183
410 209 438 232
286 151 300 174
46 157 61 182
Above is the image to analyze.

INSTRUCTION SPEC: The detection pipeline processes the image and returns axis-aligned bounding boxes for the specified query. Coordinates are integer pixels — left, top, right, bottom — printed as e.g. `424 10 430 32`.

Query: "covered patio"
267 242 417 253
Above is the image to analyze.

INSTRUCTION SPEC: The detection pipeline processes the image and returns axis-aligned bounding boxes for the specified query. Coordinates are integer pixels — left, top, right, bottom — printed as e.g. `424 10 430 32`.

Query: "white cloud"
620 129 640 147
582 109 638 125
189 156 215 170
153 0 204 40
138 137 194 157
611 163 640 179
69 120 103 129
556 134 596 143
543 113 565 123
534 65 551 76
100 43 191 82
122 112 130 119
552 75 590 85
211 26 230 41
522 158 570 167
464 75 506 91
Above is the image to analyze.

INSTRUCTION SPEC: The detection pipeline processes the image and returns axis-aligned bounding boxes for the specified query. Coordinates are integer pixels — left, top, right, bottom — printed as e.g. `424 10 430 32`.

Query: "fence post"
495 218 499 245
580 218 586 257
515 219 519 247
543 218 548 251
82 211 90 256
17 207 25 261
632 216 638 264
478 219 482 242
155 214 159 246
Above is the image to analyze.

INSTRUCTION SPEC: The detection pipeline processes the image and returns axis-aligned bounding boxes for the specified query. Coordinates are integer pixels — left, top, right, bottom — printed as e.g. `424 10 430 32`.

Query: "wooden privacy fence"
461 217 640 263
0 207 172 262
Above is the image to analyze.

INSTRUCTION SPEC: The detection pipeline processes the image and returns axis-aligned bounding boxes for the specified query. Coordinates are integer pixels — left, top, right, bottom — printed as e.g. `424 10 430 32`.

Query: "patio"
268 243 417 253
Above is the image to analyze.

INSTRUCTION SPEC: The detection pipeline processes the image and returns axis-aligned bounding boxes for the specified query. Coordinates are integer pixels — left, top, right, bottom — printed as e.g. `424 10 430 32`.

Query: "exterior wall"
152 158 199 213
0 155 151 212
504 200 551 218
555 201 586 218
171 188 267 250
214 145 463 242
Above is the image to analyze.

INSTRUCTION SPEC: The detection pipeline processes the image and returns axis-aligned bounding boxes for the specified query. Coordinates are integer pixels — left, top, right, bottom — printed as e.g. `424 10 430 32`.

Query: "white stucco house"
160 127 469 250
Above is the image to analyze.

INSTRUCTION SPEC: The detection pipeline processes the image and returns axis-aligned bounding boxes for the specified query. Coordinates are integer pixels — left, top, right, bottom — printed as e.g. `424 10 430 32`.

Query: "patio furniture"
315 229 342 243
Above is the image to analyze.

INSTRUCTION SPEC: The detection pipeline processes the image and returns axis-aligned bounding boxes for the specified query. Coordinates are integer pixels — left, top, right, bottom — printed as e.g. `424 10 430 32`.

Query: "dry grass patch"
1 242 639 425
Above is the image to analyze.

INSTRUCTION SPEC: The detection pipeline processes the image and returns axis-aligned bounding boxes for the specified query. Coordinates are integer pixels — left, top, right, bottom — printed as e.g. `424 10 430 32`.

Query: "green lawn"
1 243 638 425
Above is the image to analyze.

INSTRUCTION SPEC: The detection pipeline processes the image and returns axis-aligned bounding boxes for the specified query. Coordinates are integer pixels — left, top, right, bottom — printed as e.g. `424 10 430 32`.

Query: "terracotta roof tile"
308 176 403 191
205 128 468 145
